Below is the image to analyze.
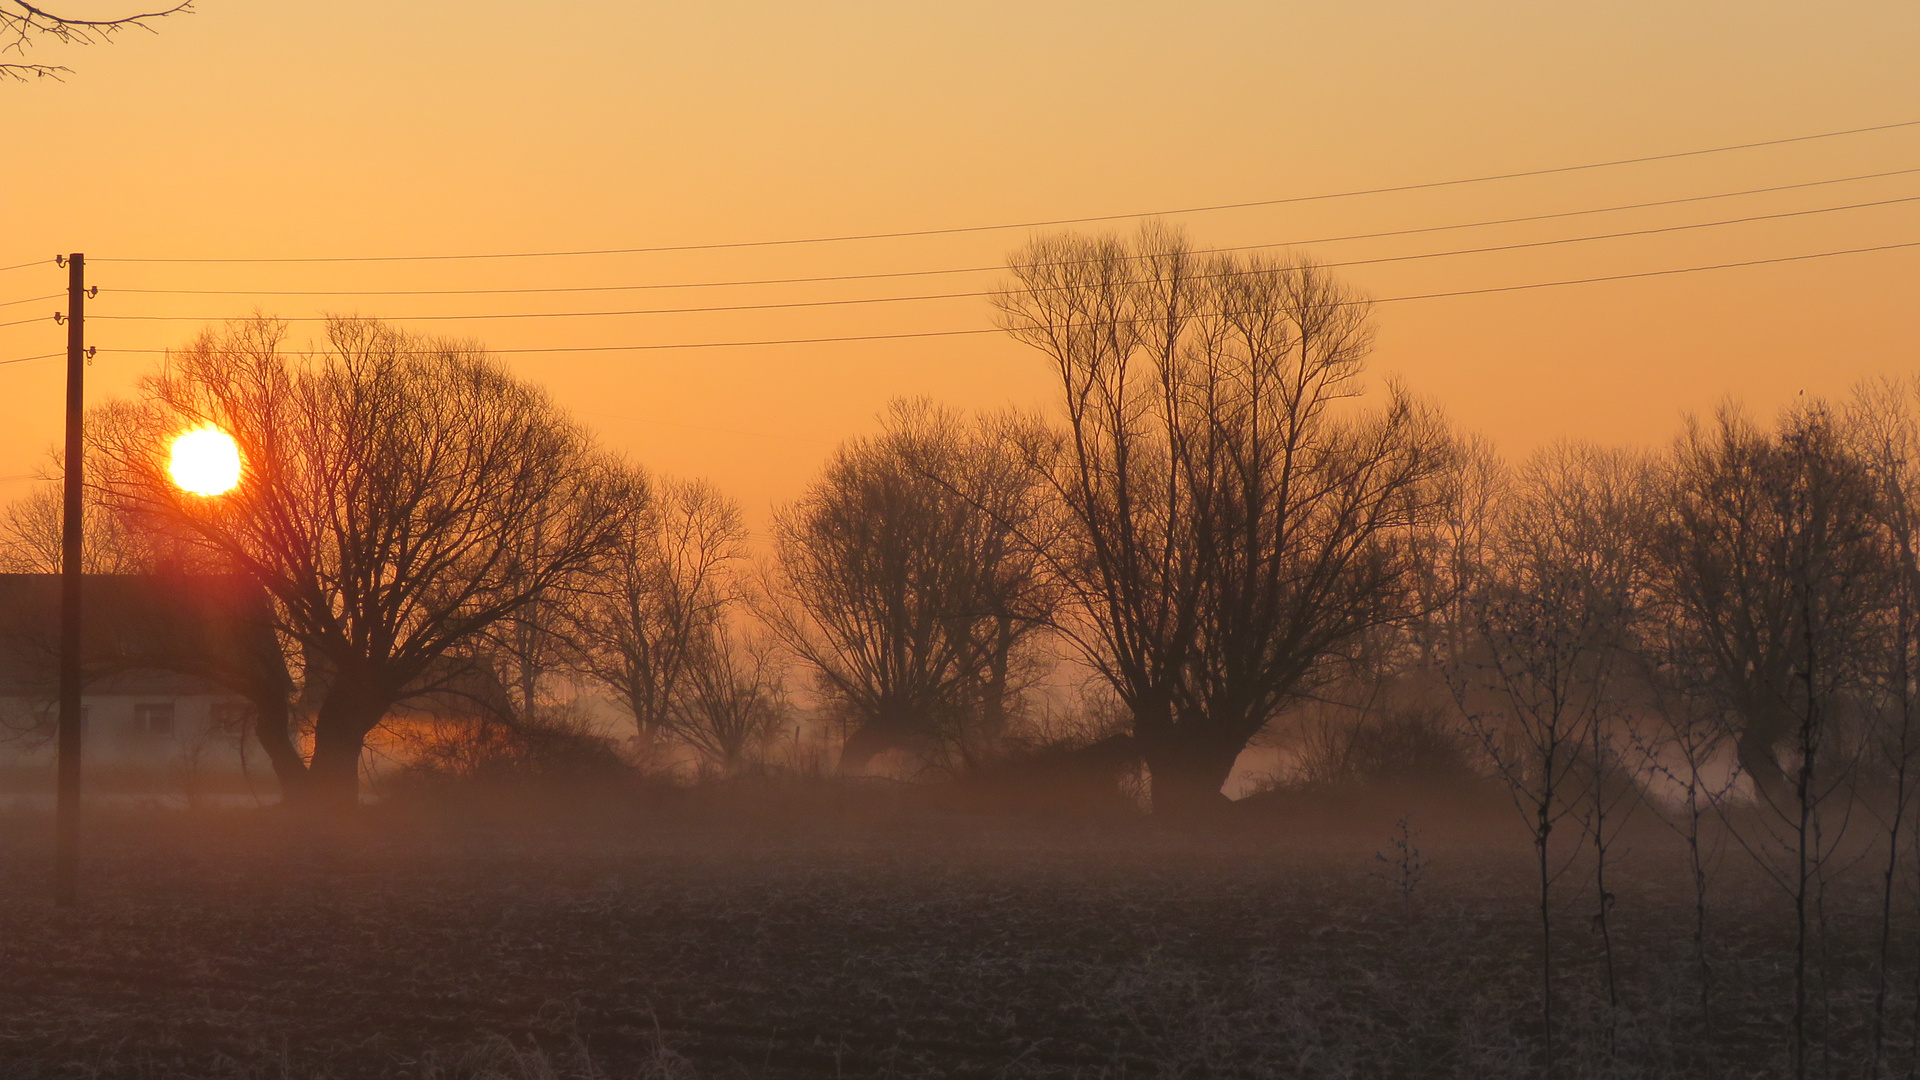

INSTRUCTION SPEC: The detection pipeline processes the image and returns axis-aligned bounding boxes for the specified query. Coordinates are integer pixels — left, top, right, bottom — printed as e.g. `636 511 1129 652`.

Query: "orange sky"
3 1 1917 532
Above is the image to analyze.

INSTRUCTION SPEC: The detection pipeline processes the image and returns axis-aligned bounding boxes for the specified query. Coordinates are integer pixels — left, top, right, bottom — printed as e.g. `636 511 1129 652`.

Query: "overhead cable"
86 194 1920 325
86 118 1920 264
0 294 60 310
93 166 1920 300
41 238 1917 358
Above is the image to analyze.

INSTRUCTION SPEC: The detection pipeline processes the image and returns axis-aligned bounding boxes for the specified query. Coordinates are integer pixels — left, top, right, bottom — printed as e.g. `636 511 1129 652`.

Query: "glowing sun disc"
168 427 243 496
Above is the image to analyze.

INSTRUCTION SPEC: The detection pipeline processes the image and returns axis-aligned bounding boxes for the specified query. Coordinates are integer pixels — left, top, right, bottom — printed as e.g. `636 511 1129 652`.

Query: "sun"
168 426 244 497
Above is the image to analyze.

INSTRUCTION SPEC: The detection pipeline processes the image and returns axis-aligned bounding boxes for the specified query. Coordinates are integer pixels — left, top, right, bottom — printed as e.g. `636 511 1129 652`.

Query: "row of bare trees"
0 225 1478 818
0 318 791 804
8 224 1920 1073
720 226 1461 812
1391 388 1920 1078
10 225 1915 842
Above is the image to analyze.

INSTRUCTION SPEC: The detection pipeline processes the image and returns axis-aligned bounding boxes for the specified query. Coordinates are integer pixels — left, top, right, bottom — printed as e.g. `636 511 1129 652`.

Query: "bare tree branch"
1 0 191 81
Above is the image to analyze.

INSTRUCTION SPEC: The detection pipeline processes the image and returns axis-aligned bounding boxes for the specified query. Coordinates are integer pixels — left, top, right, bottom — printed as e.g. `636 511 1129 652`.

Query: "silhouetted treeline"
11 228 1920 1074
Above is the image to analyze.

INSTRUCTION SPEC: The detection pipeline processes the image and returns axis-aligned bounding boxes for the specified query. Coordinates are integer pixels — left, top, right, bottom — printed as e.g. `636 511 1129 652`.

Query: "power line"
0 294 60 309
43 238 1915 358
86 193 1920 325
0 316 55 330
91 165 1920 301
87 118 1920 265
583 409 831 445
0 260 50 275
1368 239 1919 304
116 328 1004 353
96 289 982 322
7 237 1914 370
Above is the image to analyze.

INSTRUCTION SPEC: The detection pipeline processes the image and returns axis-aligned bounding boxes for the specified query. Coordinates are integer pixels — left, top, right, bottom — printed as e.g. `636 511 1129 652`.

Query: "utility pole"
55 252 85 908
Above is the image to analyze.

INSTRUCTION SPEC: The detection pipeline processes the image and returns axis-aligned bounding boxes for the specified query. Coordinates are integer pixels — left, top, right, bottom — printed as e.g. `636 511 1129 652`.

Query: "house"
0 573 291 797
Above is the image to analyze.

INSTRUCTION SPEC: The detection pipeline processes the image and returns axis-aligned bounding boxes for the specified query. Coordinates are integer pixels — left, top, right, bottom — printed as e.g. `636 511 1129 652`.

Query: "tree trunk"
979 615 1013 744
1736 721 1793 809
838 721 913 775
246 691 310 803
306 683 388 809
1140 729 1241 821
307 726 367 808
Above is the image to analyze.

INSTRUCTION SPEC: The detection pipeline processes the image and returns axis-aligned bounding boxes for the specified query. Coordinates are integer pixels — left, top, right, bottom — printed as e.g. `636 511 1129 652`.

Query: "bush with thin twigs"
393 709 631 788
1290 703 1484 790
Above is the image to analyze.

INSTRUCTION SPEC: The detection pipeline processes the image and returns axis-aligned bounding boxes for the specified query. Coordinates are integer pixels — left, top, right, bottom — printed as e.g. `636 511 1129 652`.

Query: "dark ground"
0 786 1907 1079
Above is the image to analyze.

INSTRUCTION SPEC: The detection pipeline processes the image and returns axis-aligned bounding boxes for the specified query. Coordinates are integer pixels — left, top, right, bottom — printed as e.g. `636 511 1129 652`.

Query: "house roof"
0 573 292 700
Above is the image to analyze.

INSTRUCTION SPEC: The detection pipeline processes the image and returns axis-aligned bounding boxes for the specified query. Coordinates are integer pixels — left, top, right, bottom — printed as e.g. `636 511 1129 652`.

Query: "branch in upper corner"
1 1 193 79
0 61 70 81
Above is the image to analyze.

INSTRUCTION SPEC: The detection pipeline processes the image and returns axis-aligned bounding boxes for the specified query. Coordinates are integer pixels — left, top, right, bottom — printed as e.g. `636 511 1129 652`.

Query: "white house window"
132 703 175 736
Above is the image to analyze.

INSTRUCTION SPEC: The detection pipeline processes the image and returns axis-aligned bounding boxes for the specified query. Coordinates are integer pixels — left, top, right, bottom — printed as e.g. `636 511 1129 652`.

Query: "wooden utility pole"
55 252 84 908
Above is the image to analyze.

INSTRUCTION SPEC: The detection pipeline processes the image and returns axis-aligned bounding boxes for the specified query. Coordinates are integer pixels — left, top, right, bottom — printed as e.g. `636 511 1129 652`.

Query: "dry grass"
0 790 1908 1078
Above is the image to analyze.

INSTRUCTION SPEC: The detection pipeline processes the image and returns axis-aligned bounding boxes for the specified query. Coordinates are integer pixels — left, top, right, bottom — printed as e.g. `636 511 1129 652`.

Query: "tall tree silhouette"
670 625 791 774
1653 402 1884 1078
764 400 1054 773
570 473 746 749
1844 378 1920 1076
96 316 631 808
996 225 1453 816
1449 441 1650 1075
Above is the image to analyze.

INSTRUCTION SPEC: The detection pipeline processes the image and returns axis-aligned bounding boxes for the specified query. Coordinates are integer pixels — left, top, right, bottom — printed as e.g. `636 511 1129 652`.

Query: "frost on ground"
0 798 1902 1079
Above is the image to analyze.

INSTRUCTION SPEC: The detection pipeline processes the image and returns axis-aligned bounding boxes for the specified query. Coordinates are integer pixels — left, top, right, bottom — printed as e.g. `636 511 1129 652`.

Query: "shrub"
1292 704 1483 789
397 709 630 787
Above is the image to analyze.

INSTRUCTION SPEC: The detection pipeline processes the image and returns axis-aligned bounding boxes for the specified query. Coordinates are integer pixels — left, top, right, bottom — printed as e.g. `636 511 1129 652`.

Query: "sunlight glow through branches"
167 426 242 496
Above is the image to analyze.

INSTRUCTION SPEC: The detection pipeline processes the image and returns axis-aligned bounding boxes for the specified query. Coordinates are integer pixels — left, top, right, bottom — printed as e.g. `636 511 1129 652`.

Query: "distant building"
0 573 591 801
0 573 290 798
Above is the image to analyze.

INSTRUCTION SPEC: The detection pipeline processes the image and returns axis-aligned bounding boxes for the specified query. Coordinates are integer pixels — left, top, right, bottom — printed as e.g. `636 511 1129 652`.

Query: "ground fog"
0 794 1901 1079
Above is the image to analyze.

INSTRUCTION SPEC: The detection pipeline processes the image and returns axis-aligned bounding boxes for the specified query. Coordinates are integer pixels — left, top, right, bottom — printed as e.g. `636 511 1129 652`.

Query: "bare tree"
1626 644 1742 1024
763 399 1055 774
1 468 151 573
2 0 190 80
1412 433 1506 666
1846 377 1920 1077
1447 441 1647 1076
996 225 1454 817
671 625 791 774
490 525 568 723
1556 445 1654 1053
95 316 632 809
1654 401 1885 1079
569 473 746 752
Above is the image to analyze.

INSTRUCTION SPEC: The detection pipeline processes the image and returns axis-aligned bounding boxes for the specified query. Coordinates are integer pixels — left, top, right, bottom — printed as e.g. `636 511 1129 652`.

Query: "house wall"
0 692 272 800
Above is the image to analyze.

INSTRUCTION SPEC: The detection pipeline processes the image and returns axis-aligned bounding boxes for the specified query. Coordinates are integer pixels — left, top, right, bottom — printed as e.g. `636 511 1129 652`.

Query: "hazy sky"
3 1 1916 527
